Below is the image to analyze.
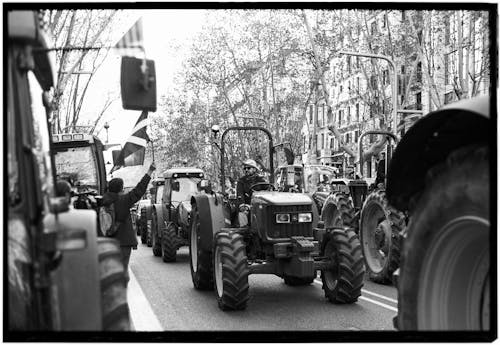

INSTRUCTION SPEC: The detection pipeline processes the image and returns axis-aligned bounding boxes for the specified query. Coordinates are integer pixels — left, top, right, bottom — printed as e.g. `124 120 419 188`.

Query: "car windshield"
54 146 99 192
171 177 201 203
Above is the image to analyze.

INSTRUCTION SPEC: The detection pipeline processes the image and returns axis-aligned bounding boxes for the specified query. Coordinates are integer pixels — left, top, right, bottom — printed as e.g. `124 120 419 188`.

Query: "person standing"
102 162 156 285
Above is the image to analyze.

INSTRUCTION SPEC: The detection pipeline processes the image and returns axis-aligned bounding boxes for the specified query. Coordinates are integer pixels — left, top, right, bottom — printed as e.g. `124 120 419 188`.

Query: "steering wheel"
250 182 275 192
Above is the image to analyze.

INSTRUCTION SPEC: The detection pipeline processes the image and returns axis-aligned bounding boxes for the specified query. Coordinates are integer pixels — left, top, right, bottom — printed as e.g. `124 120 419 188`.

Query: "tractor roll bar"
358 130 398 179
220 126 274 190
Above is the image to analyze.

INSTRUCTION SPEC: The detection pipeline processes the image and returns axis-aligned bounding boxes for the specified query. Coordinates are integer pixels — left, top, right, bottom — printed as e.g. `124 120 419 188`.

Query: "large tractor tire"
213 231 249 311
322 192 356 230
397 145 489 330
360 189 404 284
321 228 364 304
283 275 315 286
189 203 213 290
140 208 148 245
151 210 162 257
97 238 130 331
161 222 179 262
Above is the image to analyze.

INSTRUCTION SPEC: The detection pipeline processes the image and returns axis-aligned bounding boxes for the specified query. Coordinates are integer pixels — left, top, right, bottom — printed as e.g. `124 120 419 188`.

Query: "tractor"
149 168 208 262
387 95 490 330
6 10 155 331
318 130 405 285
188 126 364 311
139 178 164 247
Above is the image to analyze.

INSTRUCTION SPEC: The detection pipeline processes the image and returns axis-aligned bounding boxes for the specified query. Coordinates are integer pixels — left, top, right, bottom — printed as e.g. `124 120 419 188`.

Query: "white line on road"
127 269 163 331
361 289 398 304
314 279 397 312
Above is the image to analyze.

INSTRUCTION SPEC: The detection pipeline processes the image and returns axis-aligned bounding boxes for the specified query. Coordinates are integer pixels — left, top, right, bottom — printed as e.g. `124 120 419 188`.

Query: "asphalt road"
128 239 397 331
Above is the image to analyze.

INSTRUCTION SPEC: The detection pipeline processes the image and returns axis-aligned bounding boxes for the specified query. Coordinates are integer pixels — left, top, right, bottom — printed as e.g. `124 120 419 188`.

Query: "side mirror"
172 181 180 191
121 56 157 112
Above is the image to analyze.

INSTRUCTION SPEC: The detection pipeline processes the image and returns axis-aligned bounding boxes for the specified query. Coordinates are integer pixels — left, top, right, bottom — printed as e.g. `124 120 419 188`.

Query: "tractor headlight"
276 213 290 223
298 213 312 223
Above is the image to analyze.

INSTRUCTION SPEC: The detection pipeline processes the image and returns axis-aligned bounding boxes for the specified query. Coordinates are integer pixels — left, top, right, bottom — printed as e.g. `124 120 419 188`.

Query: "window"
356 103 360 122
347 56 351 74
370 75 378 90
330 138 335 150
357 77 360 89
309 105 313 124
383 69 389 85
370 21 377 35
347 106 351 123
321 134 325 149
444 15 450 45
355 130 359 143
338 110 342 125
416 62 422 83
444 54 450 85
416 92 422 110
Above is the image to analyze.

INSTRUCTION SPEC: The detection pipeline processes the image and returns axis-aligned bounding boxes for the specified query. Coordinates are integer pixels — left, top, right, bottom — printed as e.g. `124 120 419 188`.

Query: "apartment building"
301 9 490 177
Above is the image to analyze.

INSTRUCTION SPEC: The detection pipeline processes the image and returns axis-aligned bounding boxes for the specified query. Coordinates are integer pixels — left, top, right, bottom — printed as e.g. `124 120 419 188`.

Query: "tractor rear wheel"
97 238 130 331
189 203 213 290
161 222 178 262
151 210 162 257
360 189 404 284
323 192 356 231
397 145 489 330
283 275 315 286
140 208 148 244
321 228 364 304
214 231 249 310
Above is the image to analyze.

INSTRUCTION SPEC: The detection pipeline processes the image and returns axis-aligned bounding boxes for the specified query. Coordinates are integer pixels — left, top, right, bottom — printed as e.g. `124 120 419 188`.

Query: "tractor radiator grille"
267 204 312 239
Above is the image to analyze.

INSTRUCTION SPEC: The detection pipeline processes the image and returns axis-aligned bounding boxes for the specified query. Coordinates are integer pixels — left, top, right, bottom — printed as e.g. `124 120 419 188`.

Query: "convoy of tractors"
7 9 490 334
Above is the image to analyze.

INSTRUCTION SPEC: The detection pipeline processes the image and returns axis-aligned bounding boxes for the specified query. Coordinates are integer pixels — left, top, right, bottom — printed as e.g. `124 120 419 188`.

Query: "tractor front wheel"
321 228 364 304
189 203 213 290
214 231 249 310
97 238 130 330
360 189 404 284
140 208 148 244
161 222 178 262
397 145 489 330
151 210 162 257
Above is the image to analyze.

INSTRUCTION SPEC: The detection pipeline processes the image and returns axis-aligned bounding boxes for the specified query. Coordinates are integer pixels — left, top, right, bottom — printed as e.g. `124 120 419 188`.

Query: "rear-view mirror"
121 56 157 112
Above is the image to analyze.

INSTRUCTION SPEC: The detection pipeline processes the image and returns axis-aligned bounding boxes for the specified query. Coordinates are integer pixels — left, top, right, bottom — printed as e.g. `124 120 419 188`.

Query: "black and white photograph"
4 2 496 342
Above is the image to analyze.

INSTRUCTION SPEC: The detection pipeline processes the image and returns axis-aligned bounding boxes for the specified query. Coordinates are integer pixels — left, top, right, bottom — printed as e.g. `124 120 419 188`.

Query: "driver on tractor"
236 159 266 227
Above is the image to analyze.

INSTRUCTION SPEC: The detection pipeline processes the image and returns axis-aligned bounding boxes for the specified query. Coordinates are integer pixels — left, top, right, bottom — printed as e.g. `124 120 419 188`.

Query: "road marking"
127 269 163 331
314 279 397 312
361 289 398 304
359 296 398 312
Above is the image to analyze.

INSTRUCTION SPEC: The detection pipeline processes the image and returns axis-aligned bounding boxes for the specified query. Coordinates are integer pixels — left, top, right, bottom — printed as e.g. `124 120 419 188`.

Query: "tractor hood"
253 192 313 206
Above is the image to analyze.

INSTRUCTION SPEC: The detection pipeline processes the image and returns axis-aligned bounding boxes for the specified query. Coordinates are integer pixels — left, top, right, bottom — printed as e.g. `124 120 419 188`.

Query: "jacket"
102 174 151 247
237 173 266 204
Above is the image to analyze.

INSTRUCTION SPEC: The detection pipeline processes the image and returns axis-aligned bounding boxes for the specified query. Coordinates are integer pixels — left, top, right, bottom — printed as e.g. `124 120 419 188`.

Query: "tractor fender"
44 208 102 330
387 95 490 212
191 193 226 252
152 203 168 238
321 194 340 229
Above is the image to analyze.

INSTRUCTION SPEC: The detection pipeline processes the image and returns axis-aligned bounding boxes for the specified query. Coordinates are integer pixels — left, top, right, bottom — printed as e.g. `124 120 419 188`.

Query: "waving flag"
115 17 144 57
110 111 150 173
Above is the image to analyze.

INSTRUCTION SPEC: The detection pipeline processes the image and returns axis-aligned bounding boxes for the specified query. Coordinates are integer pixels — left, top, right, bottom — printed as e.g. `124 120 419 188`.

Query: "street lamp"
338 51 398 136
104 122 110 144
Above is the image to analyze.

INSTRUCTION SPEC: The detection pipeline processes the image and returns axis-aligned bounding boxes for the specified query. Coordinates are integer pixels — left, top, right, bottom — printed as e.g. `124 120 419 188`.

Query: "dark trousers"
120 246 132 286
